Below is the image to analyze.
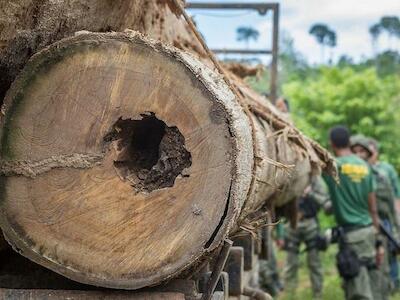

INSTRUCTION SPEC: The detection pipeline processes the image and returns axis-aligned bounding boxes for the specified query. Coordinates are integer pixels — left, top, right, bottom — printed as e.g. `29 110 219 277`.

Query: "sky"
187 0 400 64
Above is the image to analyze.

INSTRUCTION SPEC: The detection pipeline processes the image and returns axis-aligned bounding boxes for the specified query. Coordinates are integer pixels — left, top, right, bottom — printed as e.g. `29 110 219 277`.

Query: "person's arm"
387 164 400 199
368 192 379 231
310 177 331 213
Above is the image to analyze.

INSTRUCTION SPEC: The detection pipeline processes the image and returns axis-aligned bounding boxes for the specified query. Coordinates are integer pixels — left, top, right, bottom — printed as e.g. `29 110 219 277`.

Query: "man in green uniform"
323 126 380 300
351 135 398 299
281 177 330 299
369 139 400 203
368 138 400 290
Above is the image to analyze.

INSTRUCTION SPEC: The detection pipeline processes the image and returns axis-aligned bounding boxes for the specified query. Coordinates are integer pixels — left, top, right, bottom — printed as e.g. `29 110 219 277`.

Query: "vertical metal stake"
201 239 233 300
270 3 280 104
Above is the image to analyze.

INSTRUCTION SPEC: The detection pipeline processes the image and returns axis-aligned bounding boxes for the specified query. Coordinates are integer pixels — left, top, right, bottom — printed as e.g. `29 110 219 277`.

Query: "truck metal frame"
186 2 280 103
0 233 266 299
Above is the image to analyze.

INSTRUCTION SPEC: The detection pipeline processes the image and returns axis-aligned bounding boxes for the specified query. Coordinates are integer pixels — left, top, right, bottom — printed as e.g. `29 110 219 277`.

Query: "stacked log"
0 0 335 290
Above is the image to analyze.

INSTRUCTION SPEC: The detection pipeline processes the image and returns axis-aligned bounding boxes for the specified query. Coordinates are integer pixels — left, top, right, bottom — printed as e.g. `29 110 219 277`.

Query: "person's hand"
303 185 312 197
376 245 385 267
276 239 285 250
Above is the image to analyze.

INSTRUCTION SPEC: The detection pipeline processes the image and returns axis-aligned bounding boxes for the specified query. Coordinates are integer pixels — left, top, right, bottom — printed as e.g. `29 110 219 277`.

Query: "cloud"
189 0 400 63
277 0 400 62
280 0 399 24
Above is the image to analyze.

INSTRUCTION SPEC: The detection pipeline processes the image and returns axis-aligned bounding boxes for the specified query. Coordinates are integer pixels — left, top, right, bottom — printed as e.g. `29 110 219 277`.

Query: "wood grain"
0 33 241 289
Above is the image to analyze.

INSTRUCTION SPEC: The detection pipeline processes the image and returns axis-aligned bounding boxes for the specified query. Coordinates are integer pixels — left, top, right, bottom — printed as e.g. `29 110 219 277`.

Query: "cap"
350 134 373 156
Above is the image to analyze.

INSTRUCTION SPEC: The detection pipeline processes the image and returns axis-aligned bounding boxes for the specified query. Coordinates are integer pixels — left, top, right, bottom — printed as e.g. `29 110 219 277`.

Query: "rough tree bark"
0 0 335 290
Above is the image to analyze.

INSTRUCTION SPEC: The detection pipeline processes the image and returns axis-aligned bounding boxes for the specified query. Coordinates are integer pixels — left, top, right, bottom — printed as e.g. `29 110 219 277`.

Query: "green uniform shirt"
377 161 400 199
323 154 375 227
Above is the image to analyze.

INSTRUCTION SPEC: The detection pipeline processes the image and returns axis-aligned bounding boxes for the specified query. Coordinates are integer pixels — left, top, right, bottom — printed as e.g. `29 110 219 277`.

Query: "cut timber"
0 0 336 291
0 32 253 289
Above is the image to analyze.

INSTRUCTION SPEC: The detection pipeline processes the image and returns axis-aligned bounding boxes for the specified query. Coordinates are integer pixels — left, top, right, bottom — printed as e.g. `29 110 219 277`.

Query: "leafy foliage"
380 16 400 38
246 17 400 300
236 26 260 48
282 67 400 169
309 23 337 63
309 24 331 45
369 16 400 51
246 33 312 95
369 23 382 39
246 23 400 171
363 50 400 77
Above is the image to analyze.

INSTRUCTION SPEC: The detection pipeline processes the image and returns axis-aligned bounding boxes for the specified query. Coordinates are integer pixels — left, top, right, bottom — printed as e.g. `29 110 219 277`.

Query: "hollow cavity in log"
105 113 192 193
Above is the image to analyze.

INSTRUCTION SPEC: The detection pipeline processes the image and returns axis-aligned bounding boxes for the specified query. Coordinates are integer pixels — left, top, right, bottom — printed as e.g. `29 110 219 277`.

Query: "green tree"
337 55 354 67
374 50 400 76
369 23 382 55
326 30 337 64
283 67 400 170
380 16 400 48
362 50 400 77
309 24 337 64
278 32 310 82
246 31 312 94
236 26 260 49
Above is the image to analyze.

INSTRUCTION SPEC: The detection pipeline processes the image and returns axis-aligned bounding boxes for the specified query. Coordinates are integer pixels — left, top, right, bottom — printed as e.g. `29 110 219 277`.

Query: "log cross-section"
0 32 253 289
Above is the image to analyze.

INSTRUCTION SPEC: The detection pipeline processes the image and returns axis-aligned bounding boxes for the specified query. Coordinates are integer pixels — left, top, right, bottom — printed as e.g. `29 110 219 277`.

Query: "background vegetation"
247 20 400 170
244 16 400 299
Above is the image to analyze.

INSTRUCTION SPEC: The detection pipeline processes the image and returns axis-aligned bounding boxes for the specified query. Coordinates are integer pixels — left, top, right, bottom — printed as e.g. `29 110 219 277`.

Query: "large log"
0 0 335 290
0 31 254 289
0 0 197 102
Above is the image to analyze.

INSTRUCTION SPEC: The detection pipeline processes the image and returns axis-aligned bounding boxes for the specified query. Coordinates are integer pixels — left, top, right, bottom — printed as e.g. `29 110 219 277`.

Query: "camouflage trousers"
341 225 382 300
283 218 323 299
259 237 282 296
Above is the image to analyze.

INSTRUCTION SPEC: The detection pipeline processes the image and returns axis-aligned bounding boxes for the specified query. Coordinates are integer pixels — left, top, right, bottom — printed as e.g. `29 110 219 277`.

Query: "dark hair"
283 98 290 112
330 126 350 148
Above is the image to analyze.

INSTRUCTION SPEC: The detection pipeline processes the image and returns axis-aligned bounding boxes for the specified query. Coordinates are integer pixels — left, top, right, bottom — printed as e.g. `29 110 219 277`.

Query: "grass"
275 245 400 300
